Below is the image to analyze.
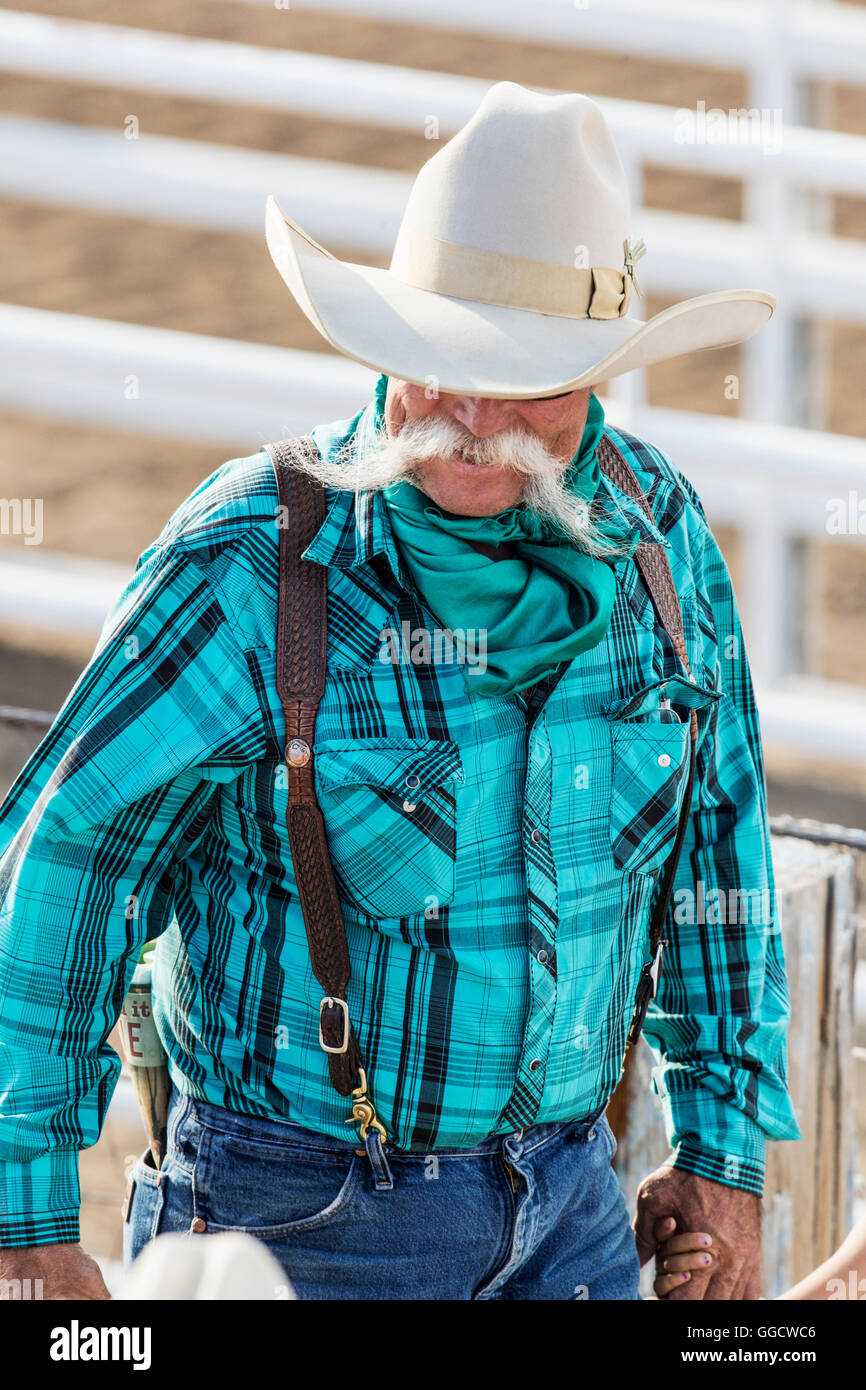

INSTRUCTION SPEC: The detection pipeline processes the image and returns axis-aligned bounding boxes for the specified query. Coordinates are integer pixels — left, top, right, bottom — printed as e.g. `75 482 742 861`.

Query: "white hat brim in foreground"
266 197 775 400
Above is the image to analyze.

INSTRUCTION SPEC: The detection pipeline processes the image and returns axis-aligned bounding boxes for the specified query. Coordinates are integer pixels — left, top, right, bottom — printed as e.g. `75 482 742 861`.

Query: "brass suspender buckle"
318 996 350 1054
344 1067 388 1143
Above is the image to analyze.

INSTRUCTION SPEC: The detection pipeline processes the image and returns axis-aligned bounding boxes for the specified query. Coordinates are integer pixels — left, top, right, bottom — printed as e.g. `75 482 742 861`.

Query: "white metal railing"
0 11 490 130
2 11 865 194
0 116 407 248
2 304 865 694
223 0 866 86
0 549 131 641
5 106 866 451
1 3 866 428
0 304 371 444
3 116 866 325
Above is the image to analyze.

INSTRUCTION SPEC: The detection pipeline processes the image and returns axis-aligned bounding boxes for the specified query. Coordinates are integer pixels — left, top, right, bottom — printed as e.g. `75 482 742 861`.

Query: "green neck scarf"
377 376 636 697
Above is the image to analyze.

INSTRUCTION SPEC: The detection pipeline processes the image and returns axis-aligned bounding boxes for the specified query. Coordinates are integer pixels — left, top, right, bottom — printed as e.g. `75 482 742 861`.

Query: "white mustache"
375 413 565 476
283 414 631 558
285 415 563 489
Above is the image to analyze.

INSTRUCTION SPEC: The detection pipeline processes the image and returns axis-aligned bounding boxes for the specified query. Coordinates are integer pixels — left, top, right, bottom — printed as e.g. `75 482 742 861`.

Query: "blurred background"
0 0 865 1287
1 0 865 821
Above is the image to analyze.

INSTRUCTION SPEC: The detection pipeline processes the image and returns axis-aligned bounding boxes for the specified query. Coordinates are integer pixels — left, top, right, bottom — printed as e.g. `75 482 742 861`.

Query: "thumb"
633 1194 664 1267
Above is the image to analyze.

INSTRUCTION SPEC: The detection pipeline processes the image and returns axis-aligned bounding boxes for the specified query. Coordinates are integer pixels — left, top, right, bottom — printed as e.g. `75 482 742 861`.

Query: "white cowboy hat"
265 81 775 399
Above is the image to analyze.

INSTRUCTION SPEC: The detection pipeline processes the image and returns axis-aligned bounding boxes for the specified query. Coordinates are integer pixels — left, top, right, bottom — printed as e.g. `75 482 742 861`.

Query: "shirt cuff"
658 1089 769 1197
0 1150 81 1248
668 1139 765 1197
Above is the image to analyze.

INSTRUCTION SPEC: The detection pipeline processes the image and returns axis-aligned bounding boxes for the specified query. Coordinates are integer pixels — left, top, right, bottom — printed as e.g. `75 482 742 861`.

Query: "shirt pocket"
606 675 721 876
314 736 464 920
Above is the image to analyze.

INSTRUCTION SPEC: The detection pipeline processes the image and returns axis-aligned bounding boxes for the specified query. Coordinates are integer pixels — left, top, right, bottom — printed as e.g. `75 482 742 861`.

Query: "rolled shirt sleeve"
641 514 802 1197
0 536 266 1246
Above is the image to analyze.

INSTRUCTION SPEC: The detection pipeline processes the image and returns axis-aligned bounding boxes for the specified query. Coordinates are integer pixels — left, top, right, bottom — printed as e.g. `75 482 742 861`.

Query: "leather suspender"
267 435 386 1142
597 435 699 1069
267 431 698 1116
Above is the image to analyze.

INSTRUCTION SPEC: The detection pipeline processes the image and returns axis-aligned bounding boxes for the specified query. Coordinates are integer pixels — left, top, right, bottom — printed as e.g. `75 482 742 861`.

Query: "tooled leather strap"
597 434 692 680
597 434 698 752
597 434 700 1061
267 436 363 1098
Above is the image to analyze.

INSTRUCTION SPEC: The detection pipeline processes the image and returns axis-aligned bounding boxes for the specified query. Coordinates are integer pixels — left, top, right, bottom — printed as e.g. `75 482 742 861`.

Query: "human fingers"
661 1232 713 1257
661 1249 714 1276
654 1270 693 1298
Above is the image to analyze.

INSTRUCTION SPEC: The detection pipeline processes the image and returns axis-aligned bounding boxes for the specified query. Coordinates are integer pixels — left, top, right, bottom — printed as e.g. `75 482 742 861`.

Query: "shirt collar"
303 396 407 584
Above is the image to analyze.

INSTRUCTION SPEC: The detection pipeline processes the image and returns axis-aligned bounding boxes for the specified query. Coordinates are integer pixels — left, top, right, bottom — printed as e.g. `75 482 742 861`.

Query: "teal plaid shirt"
0 396 800 1246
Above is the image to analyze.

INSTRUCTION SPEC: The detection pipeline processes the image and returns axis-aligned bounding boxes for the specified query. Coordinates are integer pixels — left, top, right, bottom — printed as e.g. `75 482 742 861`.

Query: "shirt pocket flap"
314 738 465 796
605 674 722 722
312 738 464 921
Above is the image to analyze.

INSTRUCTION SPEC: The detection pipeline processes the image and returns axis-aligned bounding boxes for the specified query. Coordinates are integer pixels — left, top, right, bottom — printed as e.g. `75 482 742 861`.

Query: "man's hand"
633 1165 761 1300
0 1242 111 1300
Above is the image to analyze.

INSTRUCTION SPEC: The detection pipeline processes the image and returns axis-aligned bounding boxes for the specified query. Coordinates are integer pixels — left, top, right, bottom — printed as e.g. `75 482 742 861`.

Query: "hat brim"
266 197 775 400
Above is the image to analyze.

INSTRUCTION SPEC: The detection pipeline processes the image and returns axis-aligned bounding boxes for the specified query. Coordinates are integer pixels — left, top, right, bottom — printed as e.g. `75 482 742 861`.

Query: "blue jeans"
123 1089 640 1300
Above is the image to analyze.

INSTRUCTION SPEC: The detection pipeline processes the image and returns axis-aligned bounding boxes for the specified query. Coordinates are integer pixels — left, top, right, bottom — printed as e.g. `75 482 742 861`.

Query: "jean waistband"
173 1088 607 1159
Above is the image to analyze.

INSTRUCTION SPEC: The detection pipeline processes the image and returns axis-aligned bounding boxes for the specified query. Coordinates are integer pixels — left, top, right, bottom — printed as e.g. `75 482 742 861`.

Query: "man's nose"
448 396 512 437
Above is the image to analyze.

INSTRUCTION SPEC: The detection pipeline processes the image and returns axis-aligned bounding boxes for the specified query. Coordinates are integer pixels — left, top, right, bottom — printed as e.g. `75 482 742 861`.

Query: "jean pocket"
123 1148 168 1264
599 1114 618 1162
314 736 464 919
195 1123 363 1239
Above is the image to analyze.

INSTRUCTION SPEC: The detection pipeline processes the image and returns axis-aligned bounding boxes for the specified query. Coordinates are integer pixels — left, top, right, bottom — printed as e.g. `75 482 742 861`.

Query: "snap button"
529 828 541 844
405 773 420 789
528 1058 541 1072
657 753 671 768
285 738 311 767
190 1216 207 1233
402 800 417 813
537 949 549 964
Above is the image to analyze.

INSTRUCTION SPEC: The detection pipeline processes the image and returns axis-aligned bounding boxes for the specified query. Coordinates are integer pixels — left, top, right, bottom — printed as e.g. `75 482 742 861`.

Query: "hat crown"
391 82 630 276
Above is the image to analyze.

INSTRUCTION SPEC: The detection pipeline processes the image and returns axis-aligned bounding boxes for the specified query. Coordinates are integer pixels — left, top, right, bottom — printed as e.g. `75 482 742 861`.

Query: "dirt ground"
0 0 865 820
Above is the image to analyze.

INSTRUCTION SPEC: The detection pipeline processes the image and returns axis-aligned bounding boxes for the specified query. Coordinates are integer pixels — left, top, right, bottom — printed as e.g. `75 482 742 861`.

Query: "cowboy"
0 83 799 1301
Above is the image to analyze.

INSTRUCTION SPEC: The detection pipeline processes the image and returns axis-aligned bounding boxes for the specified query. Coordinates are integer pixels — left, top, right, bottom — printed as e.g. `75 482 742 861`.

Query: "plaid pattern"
0 397 800 1246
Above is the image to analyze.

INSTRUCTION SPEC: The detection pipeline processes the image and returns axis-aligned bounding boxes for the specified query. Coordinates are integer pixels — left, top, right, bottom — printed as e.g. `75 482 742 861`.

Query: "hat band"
391 235 633 320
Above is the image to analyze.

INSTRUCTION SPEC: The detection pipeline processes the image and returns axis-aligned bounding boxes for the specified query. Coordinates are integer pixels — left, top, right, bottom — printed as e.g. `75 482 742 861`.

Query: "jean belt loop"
364 1128 394 1190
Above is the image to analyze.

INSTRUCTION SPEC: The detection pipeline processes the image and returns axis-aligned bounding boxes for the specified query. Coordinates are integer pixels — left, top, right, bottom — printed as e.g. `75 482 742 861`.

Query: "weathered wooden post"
610 829 860 1299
